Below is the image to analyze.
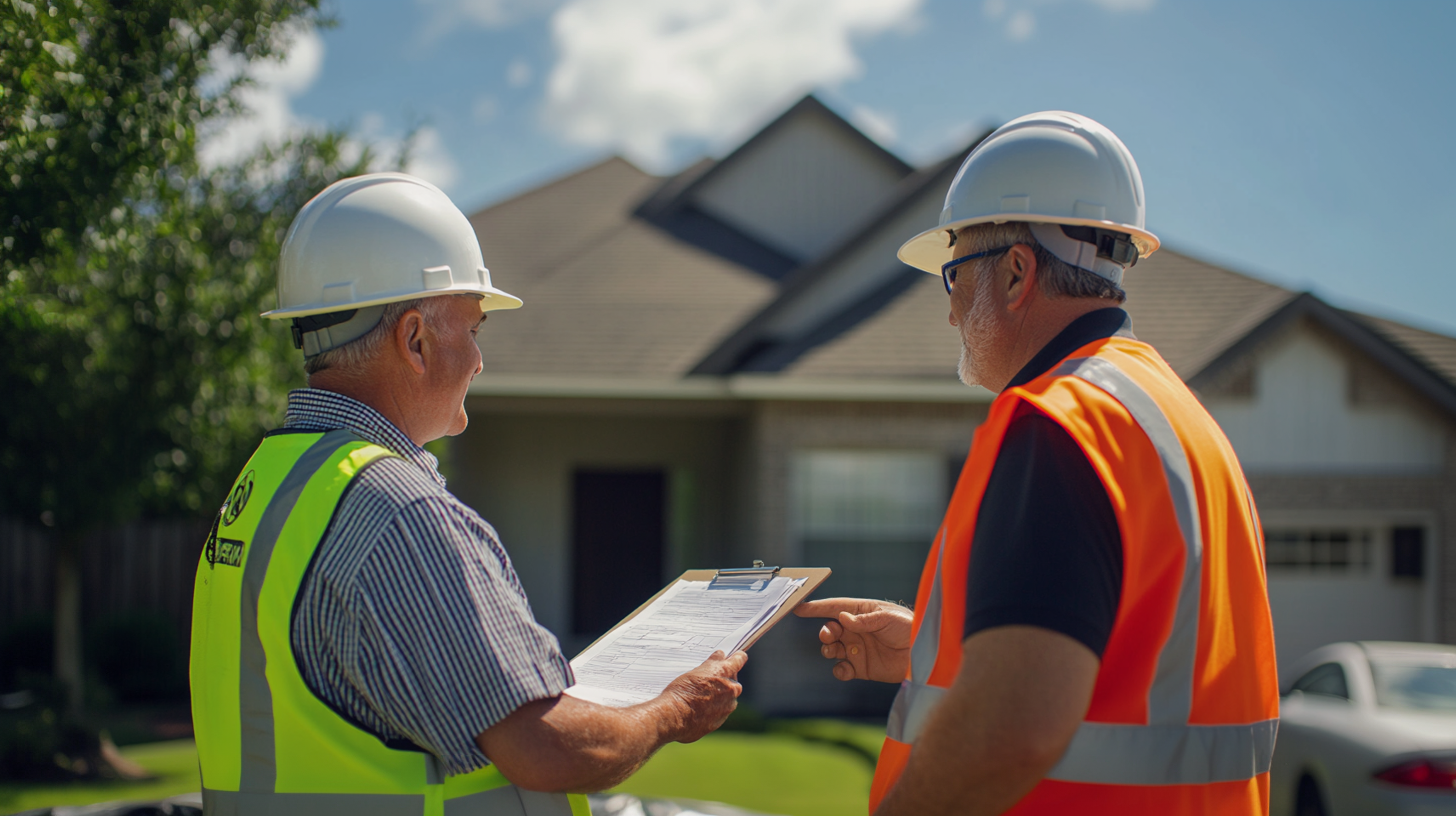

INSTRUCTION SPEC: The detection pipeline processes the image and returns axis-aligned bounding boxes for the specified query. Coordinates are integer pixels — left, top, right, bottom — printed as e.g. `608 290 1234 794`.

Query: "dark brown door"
571 469 666 636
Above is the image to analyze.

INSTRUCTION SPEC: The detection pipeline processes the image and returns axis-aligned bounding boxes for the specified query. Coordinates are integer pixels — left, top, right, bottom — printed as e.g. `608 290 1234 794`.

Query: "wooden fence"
0 516 210 642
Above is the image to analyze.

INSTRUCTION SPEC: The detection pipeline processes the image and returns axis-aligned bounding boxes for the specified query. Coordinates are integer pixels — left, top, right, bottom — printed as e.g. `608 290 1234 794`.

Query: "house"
450 96 1456 715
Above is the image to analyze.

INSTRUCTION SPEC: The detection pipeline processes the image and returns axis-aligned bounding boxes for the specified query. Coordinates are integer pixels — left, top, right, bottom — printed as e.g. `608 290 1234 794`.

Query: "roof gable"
1190 292 1456 419
692 145 973 374
637 96 914 276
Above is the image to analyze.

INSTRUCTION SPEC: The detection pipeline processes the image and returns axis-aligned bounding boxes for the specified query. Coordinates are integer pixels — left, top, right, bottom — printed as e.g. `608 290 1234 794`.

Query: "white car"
1271 641 1456 816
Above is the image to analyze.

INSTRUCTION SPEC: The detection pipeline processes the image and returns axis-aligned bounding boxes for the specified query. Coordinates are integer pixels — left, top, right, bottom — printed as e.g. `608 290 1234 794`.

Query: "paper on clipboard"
565 575 805 708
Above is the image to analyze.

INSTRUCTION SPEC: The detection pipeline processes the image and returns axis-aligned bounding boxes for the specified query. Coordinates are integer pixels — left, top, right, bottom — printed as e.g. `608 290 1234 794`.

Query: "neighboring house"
452 96 1456 715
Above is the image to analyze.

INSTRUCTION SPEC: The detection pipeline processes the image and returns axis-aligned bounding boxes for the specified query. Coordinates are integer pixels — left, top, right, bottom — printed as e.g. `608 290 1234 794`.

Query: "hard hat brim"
897 215 1161 274
261 283 523 320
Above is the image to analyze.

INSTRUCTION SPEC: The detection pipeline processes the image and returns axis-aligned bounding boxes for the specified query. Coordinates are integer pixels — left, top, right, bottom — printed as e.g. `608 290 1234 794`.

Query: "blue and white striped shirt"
284 388 573 775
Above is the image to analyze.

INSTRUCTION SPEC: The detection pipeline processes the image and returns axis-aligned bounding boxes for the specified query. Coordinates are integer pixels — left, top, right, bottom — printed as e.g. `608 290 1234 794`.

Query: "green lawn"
612 720 883 816
0 722 883 816
0 740 200 814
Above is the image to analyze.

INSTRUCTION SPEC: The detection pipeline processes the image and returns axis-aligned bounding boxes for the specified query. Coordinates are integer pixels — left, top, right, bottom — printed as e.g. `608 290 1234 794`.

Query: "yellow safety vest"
190 428 590 816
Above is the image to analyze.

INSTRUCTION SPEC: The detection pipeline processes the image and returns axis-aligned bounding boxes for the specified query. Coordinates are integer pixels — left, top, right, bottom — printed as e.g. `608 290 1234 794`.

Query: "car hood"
1365 709 1456 751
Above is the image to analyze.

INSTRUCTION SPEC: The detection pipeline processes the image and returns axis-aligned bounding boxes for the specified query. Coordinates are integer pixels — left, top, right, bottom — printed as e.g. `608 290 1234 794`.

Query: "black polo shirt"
962 308 1129 657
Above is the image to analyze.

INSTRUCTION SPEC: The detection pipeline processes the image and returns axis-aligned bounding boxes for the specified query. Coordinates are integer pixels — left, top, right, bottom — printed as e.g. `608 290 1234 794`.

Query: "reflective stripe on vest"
191 429 588 816
877 342 1278 808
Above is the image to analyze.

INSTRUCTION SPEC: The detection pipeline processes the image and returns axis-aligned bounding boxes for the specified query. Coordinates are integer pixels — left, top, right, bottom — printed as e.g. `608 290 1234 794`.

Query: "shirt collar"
1004 307 1136 390
281 388 446 486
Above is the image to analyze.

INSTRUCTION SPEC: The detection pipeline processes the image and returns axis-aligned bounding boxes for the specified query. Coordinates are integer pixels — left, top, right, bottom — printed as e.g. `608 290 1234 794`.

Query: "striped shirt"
284 388 573 775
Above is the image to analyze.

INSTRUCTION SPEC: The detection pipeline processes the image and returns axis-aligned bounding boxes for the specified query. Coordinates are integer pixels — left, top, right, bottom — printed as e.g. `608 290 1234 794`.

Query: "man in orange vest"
796 112 1280 815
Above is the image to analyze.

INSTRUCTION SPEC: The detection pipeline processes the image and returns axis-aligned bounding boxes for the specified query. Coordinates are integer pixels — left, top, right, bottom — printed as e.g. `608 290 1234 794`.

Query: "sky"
208 0 1456 335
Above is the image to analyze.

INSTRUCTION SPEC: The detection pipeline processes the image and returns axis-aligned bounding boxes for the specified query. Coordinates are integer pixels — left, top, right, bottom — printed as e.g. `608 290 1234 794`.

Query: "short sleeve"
963 407 1124 657
295 461 572 776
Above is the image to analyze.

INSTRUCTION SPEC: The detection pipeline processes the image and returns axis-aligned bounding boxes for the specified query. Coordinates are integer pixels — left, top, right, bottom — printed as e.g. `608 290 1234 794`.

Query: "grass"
0 740 200 814
0 721 884 816
612 720 884 816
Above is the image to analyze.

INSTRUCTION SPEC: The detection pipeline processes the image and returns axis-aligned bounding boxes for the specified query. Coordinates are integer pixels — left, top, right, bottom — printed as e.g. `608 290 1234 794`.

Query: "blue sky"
224 0 1456 334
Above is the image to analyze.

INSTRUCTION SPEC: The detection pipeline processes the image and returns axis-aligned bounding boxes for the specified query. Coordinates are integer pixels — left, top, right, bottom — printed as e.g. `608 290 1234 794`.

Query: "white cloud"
197 26 459 190
1088 0 1156 11
199 26 325 168
1006 9 1036 41
416 0 562 41
355 113 462 191
542 0 922 169
849 105 897 147
507 59 533 88
984 0 1155 42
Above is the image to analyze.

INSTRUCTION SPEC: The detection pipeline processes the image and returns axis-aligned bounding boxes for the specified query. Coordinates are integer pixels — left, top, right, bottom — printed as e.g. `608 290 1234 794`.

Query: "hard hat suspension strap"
1058 225 1140 267
1028 224 1138 285
290 305 387 358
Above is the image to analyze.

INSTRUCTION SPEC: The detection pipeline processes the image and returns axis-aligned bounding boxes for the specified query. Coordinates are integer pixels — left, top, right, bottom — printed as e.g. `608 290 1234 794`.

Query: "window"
793 450 947 604
1291 662 1350 701
1264 528 1373 572
1371 662 1456 711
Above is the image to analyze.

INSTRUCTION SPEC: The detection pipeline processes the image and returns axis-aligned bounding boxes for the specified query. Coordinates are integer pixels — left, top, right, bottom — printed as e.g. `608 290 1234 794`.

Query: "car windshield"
1371 661 1456 711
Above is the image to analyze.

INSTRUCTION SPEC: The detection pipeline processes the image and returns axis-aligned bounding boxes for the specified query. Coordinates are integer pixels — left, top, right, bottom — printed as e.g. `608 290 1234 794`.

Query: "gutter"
467 373 995 403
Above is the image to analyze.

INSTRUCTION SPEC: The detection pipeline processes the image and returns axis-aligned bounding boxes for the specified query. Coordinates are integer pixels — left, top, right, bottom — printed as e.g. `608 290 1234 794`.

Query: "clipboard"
576 563 832 657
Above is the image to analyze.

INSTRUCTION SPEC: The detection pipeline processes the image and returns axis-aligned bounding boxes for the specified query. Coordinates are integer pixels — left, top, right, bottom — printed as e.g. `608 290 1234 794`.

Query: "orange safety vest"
869 335 1279 815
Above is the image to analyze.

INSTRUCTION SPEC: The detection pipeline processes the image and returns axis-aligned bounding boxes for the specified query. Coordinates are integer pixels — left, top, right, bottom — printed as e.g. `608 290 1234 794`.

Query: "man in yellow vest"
796 113 1280 815
191 173 746 816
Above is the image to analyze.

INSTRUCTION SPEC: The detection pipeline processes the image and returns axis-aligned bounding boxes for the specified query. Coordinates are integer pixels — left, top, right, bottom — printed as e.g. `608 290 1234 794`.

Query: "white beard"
957 269 998 387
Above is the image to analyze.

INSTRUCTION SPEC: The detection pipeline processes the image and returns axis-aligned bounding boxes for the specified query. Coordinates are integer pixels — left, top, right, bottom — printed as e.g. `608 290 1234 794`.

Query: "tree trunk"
53 532 84 715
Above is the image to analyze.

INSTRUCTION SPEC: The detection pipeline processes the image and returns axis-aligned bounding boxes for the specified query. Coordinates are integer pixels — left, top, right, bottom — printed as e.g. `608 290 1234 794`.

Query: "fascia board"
467 373 994 403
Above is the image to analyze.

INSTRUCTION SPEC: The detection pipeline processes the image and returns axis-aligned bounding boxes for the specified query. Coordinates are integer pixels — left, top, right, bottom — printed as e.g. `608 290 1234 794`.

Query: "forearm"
477 693 678 792
478 650 743 792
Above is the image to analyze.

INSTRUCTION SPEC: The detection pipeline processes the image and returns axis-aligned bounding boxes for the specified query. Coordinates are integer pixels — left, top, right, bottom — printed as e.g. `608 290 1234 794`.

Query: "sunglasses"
940 246 1014 294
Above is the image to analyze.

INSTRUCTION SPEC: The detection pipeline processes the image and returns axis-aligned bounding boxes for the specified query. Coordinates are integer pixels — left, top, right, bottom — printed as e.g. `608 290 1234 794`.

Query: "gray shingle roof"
468 157 775 378
1348 311 1456 387
785 248 1301 381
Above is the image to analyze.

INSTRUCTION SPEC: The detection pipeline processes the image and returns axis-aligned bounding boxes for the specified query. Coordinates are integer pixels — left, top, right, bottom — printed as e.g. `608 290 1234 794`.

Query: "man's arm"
476 650 746 792
874 626 1097 816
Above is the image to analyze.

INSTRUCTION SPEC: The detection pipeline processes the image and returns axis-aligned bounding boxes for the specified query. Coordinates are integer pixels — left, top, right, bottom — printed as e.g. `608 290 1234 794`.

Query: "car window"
1291 662 1350 700
1371 663 1456 711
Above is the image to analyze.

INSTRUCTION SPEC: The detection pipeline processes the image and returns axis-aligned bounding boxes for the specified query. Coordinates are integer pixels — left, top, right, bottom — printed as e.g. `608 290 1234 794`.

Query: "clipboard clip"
711 561 780 588
715 560 780 578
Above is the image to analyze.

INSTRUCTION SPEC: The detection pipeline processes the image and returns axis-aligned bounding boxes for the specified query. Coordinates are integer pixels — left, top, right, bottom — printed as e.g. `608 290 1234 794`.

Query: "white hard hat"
264 172 522 357
898 111 1159 283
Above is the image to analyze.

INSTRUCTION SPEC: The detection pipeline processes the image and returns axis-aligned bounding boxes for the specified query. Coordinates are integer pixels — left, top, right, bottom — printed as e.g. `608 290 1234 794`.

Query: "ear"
393 308 428 375
1004 243 1039 312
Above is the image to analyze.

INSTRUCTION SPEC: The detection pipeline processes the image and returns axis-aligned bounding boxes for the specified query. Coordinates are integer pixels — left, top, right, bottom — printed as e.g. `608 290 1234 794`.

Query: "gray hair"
954 222 1126 303
303 295 458 376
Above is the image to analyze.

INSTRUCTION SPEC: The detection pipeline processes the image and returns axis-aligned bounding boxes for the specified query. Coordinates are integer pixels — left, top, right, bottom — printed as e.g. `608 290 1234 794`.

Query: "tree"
0 0 372 718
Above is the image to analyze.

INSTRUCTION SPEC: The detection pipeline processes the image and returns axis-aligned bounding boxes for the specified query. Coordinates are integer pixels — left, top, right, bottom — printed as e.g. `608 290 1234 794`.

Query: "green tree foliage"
0 137 367 523
0 0 374 717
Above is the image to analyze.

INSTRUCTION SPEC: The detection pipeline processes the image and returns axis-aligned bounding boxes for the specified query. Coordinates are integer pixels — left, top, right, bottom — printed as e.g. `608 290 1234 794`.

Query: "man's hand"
658 650 747 743
794 598 913 683
476 651 745 793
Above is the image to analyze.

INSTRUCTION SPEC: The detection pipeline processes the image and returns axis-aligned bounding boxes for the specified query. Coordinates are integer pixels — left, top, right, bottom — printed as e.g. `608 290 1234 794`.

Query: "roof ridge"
467 155 653 218
647 94 914 218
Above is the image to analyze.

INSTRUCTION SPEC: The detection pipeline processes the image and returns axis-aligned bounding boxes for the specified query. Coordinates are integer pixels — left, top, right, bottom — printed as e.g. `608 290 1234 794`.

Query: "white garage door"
1263 518 1432 677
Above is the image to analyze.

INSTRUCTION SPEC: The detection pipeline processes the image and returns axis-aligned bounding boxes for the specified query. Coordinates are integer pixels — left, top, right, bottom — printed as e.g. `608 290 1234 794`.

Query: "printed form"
566 575 805 707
